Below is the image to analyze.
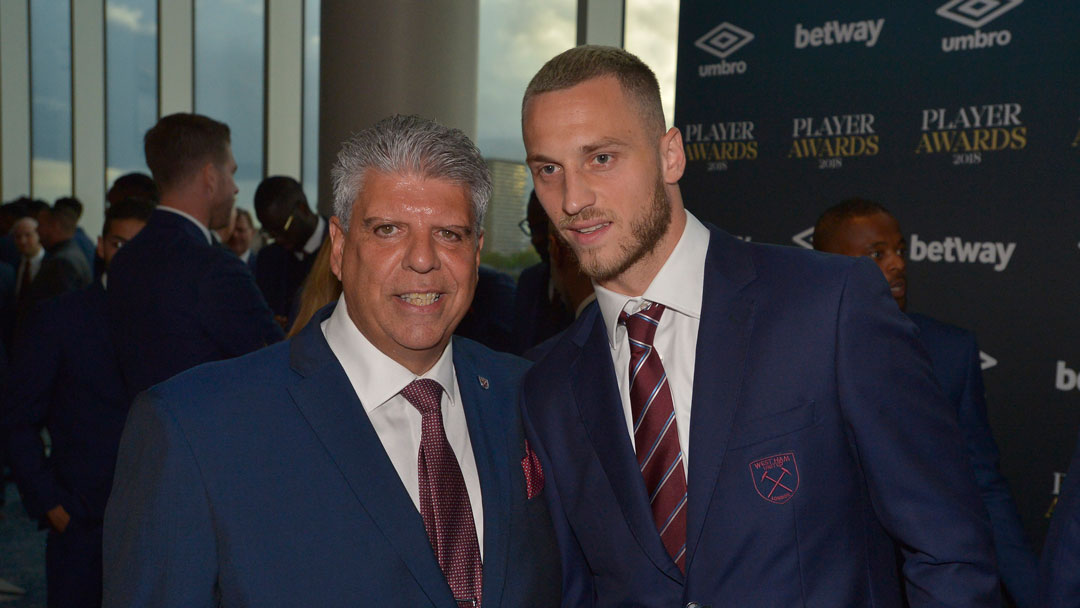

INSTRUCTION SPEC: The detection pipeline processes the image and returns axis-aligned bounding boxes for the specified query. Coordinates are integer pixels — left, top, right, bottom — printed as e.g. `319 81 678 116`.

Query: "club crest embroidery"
749 452 800 504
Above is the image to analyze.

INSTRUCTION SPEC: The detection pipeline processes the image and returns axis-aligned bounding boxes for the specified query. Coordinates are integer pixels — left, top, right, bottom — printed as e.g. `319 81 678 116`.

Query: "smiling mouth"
568 222 611 236
399 292 442 306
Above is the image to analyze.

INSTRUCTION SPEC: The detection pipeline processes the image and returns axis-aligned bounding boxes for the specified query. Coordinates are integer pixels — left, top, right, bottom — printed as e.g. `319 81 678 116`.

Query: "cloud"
106 2 157 36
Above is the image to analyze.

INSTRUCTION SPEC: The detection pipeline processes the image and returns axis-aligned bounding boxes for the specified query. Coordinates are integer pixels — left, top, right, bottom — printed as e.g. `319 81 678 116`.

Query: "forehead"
13 220 36 233
524 76 645 141
838 213 903 244
355 171 472 221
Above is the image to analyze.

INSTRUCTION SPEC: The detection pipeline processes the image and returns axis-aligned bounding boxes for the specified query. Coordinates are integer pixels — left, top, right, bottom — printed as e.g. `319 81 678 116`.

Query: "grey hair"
331 114 492 233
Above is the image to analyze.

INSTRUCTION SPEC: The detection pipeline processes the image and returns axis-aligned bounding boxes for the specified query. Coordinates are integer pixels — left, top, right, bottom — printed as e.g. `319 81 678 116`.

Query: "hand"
45 504 70 533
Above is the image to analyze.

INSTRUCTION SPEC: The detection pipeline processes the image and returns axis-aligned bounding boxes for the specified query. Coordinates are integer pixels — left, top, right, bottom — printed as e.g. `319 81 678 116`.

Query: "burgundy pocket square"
521 440 545 499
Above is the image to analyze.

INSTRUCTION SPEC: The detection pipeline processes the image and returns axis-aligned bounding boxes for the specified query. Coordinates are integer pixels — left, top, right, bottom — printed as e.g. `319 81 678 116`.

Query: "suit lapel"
287 308 455 606
571 311 685 583
685 228 757 570
453 341 512 608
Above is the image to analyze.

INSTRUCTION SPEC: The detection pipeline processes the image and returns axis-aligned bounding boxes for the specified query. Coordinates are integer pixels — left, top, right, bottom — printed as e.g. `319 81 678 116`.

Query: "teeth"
399 292 441 306
578 223 607 234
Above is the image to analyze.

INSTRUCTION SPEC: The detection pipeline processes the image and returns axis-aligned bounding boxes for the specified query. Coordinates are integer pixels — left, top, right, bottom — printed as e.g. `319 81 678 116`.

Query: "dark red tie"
401 378 483 607
620 302 688 573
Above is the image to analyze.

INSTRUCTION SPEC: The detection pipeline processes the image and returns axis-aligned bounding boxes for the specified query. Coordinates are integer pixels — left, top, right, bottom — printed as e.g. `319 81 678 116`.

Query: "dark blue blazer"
908 312 1037 606
521 226 998 607
456 265 517 353
103 304 561 607
107 209 282 399
1040 430 1080 607
3 282 128 525
73 227 95 268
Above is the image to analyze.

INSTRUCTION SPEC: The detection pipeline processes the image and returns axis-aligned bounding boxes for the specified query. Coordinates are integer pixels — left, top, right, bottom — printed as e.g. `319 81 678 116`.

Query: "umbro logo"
936 0 1023 29
695 22 755 60
792 226 814 250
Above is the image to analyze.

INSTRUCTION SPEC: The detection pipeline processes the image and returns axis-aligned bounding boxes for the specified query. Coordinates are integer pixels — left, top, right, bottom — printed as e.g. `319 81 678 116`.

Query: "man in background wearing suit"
1040 429 1080 606
254 175 327 325
104 114 561 606
22 204 92 313
813 198 1038 607
107 113 282 399
53 197 95 268
510 192 573 354
227 208 258 273
519 46 997 607
3 198 154 607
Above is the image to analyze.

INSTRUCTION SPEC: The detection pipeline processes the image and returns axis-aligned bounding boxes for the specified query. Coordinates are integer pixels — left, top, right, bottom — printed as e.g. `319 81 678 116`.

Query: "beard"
573 176 672 283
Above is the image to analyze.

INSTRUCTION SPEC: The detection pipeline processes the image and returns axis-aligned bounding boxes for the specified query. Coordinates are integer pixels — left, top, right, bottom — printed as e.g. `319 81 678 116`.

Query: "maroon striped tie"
401 378 484 607
620 302 688 572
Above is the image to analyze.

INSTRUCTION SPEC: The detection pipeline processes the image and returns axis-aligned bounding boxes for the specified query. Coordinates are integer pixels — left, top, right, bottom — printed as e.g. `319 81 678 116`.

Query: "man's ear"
659 127 686 184
328 216 346 280
201 162 219 195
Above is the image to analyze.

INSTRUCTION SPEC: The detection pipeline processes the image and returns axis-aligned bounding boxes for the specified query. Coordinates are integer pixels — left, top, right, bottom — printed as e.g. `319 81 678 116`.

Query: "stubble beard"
576 176 672 283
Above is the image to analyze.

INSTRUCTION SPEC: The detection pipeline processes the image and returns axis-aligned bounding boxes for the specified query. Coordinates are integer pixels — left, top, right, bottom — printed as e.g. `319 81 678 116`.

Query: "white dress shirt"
593 211 710 473
322 294 485 556
296 216 327 261
159 205 213 245
15 248 45 296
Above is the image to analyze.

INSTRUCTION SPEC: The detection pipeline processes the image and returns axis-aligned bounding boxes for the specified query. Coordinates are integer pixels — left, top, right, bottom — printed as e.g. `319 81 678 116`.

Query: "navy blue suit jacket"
3 282 128 525
103 304 561 607
1040 429 1080 606
909 312 1037 606
510 262 572 355
254 237 323 320
521 227 998 607
107 209 282 398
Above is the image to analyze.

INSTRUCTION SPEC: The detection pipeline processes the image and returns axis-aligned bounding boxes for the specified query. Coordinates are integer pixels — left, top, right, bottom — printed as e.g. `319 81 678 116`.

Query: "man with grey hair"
103 114 561 607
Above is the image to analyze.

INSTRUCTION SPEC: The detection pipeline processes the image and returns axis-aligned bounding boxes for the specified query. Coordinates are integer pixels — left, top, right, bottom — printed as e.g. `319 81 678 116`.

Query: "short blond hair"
522 45 665 137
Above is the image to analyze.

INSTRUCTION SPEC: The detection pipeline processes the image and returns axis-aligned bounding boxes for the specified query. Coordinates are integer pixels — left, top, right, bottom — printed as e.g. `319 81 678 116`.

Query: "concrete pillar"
318 0 479 213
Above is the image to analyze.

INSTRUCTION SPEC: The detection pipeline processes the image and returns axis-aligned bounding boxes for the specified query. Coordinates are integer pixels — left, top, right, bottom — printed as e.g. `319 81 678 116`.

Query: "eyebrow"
526 137 631 165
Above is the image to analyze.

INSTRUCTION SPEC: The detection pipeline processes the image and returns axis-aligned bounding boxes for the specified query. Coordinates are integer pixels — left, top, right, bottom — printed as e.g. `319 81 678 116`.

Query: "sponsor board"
788 113 879 169
695 22 753 77
684 121 757 172
937 0 1022 53
908 234 1016 271
915 103 1027 165
794 18 884 49
1055 361 1080 391
980 351 997 370
792 226 814 249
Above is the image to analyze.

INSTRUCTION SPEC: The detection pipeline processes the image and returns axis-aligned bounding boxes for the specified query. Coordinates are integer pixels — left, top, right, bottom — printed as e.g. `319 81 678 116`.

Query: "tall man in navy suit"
107 113 282 399
3 198 154 607
814 198 1038 607
519 45 998 607
103 114 561 606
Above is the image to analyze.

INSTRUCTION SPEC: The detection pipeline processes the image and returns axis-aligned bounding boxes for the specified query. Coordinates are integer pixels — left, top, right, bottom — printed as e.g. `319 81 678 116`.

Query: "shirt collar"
322 294 457 412
296 216 327 260
158 206 213 245
25 248 45 264
594 210 710 348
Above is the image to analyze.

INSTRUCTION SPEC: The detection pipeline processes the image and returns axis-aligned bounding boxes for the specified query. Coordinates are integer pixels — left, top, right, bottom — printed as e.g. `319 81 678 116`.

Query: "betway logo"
908 234 1015 271
1056 361 1080 391
795 19 884 49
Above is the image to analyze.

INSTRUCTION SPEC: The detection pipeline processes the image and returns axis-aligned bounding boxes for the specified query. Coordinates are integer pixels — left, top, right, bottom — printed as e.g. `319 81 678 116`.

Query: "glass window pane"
475 0 575 271
625 0 679 129
106 0 158 188
30 0 73 202
302 0 320 208
195 0 265 213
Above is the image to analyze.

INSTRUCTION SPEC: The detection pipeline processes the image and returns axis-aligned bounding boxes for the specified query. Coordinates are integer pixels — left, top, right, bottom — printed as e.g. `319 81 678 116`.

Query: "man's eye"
375 225 397 236
868 251 882 259
594 153 611 164
440 229 462 241
539 165 557 175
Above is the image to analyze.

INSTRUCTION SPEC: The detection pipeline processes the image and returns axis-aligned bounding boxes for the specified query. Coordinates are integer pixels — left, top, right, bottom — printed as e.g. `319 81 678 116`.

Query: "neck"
596 202 688 297
160 193 211 228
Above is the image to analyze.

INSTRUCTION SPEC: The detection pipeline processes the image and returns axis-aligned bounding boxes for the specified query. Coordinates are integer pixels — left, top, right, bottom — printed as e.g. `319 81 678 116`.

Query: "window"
195 0 265 212
624 0 679 129
301 0 320 206
30 0 72 202
106 0 158 187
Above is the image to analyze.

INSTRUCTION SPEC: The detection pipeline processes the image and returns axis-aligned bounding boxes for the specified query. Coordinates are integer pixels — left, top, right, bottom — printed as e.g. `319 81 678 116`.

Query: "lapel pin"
478 376 490 390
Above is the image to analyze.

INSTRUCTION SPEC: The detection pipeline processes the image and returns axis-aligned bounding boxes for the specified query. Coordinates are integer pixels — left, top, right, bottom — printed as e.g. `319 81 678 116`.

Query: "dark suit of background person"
1040 430 1080 607
107 208 282 398
910 312 1039 605
811 199 1038 607
2 198 152 607
253 176 326 323
511 192 572 355
456 265 517 352
519 47 998 607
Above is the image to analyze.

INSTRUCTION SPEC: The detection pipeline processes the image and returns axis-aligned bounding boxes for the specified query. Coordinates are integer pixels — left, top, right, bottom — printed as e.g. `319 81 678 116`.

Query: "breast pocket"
727 400 817 449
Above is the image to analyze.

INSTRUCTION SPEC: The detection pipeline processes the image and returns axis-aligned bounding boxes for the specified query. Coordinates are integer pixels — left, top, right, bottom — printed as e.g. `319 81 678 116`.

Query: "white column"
577 0 624 46
1 0 32 200
264 0 303 179
159 0 194 115
72 0 106 237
